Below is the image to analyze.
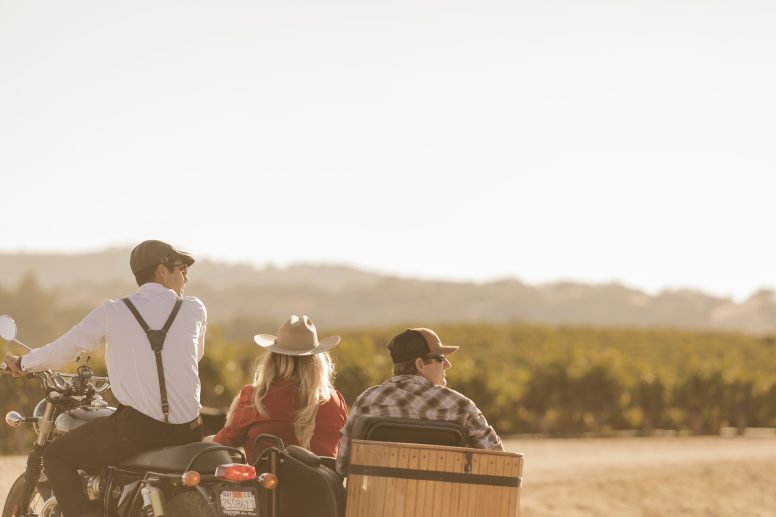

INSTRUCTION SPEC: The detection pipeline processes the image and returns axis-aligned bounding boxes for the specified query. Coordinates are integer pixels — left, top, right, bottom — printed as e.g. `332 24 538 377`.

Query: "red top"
214 382 348 464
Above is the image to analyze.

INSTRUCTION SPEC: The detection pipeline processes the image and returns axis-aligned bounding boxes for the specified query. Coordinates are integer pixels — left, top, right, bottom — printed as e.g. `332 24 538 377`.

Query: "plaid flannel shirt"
336 374 503 474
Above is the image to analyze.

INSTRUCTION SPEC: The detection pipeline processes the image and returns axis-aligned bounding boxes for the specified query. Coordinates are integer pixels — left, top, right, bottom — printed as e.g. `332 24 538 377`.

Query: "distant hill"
2 249 776 334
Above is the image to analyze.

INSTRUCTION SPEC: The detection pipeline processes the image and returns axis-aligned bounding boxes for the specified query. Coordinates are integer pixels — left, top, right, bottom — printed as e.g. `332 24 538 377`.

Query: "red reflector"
215 464 257 481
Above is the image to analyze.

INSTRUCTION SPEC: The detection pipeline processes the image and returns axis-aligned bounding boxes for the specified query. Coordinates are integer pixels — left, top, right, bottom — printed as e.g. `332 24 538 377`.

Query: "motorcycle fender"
115 479 143 516
194 485 220 513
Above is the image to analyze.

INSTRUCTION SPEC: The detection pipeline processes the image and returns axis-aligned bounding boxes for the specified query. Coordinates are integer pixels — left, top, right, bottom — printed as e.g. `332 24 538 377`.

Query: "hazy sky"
1 0 774 301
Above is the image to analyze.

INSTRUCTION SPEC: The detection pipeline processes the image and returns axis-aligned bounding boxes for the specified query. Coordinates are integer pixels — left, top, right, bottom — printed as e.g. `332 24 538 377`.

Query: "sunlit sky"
1 0 774 301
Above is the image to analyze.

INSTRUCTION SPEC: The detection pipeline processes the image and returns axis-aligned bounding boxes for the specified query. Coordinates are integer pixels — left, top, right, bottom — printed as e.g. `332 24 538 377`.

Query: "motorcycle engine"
81 473 104 501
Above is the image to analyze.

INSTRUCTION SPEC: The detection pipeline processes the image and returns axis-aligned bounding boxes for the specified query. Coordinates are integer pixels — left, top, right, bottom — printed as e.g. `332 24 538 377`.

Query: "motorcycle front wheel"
2 473 54 517
166 491 216 517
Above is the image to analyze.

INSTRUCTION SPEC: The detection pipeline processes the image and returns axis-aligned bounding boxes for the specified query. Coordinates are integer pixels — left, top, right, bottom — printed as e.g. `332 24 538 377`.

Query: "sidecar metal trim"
348 465 522 487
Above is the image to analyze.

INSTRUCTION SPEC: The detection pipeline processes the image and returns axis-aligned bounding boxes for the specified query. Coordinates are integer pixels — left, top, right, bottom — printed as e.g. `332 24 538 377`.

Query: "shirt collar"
137 282 178 296
388 374 433 387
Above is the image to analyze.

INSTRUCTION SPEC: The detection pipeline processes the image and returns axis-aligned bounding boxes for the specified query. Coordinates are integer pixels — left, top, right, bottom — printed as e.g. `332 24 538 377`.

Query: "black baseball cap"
130 240 195 275
387 328 459 364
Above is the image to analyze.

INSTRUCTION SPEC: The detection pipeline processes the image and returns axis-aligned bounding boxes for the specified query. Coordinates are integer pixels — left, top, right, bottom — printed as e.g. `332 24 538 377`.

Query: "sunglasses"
424 355 447 363
169 263 188 274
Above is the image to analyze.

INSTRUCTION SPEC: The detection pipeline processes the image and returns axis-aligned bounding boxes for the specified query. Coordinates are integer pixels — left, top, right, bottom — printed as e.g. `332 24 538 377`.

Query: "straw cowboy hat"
254 315 340 356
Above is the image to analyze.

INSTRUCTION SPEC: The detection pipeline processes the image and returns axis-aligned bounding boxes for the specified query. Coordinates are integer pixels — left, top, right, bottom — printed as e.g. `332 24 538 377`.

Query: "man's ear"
153 263 167 283
415 357 425 372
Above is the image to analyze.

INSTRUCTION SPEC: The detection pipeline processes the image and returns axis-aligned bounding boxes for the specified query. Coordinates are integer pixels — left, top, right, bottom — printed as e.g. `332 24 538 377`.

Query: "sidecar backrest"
350 415 467 447
119 442 238 472
283 445 337 471
286 444 322 466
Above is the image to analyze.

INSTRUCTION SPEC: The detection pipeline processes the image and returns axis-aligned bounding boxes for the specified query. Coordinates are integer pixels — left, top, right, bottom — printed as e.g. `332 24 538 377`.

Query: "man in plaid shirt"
336 327 503 474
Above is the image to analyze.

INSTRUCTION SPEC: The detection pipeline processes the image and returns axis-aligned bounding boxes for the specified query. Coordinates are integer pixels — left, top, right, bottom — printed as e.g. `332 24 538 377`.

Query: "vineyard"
2 278 776 453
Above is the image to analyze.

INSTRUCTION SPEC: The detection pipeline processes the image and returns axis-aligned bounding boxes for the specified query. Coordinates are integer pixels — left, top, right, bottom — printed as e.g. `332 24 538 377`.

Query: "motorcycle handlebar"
32 370 111 395
3 364 111 397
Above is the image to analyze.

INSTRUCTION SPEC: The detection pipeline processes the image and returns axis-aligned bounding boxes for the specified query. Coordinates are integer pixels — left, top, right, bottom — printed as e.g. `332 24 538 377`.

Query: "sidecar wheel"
2 473 53 517
166 491 216 517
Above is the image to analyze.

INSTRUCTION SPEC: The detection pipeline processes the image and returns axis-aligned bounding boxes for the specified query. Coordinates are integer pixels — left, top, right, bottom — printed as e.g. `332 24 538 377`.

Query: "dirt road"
507 436 776 516
0 456 23 512
2 436 775 515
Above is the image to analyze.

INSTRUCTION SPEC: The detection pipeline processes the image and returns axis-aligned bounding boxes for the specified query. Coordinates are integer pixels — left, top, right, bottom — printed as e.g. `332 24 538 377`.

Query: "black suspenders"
121 297 183 424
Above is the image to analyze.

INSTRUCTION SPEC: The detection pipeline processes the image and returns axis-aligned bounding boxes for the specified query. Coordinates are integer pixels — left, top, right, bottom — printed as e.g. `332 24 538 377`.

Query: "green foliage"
330 322 776 439
3 277 776 453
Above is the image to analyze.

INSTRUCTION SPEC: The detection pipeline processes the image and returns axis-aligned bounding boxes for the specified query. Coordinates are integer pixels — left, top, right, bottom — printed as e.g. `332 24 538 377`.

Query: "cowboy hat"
254 315 340 356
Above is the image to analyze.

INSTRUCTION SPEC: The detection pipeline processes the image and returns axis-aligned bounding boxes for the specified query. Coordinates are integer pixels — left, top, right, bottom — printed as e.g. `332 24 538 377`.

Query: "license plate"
218 489 258 516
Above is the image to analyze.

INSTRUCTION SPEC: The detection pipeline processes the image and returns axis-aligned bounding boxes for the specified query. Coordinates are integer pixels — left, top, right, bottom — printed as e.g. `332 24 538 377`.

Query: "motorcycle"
1 315 524 517
0 315 276 517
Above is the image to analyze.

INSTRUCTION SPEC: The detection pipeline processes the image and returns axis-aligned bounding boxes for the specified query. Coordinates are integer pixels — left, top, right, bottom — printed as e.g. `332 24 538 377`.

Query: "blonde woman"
213 315 348 464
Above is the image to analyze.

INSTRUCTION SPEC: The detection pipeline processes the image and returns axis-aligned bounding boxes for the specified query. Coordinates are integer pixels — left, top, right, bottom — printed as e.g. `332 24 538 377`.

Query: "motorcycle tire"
2 473 54 517
165 491 216 517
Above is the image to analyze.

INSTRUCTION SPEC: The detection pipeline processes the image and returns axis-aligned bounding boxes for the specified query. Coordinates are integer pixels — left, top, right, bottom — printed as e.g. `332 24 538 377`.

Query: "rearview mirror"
0 315 17 342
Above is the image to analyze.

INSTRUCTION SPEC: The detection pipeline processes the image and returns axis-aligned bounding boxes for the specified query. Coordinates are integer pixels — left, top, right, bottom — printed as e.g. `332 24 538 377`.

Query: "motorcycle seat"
119 442 237 472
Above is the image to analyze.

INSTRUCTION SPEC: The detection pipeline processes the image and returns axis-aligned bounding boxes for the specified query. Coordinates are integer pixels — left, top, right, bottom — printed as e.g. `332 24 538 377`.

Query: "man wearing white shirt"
3 240 207 517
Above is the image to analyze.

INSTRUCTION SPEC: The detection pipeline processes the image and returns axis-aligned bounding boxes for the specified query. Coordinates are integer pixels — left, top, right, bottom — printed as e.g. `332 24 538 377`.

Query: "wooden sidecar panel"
345 440 523 517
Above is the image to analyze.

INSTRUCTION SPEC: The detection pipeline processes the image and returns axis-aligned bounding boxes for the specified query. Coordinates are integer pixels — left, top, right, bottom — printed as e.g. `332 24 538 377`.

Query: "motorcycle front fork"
18 444 46 515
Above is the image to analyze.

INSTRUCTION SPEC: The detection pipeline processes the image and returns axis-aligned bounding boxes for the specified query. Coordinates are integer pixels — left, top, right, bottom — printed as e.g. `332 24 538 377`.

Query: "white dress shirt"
21 283 207 424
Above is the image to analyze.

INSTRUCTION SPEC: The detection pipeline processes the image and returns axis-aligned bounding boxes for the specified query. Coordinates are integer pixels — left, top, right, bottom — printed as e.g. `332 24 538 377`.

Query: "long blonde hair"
227 351 335 449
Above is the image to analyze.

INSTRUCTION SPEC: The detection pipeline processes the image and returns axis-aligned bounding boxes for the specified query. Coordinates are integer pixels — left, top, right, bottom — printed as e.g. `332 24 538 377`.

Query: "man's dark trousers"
43 405 202 517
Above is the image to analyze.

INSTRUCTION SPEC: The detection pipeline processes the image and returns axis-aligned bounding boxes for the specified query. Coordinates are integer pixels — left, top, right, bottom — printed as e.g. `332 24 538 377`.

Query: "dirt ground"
504 435 776 516
2 436 776 516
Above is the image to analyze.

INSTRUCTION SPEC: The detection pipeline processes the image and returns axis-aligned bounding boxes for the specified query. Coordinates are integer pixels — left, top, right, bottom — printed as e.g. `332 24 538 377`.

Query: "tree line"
330 324 776 438
2 278 776 453
201 322 776 439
